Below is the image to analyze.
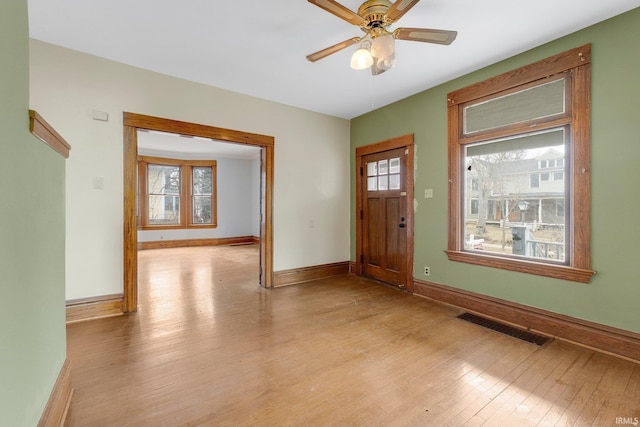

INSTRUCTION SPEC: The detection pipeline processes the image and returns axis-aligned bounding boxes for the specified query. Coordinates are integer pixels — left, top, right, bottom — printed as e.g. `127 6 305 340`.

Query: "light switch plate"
93 177 104 190
424 189 433 199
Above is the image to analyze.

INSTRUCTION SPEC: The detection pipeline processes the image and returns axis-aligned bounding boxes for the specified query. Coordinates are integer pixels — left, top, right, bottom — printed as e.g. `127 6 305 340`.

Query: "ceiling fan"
306 0 457 75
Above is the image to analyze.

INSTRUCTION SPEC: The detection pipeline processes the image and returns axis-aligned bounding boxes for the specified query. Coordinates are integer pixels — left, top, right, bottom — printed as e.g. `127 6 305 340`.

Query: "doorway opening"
123 113 274 312
355 134 414 291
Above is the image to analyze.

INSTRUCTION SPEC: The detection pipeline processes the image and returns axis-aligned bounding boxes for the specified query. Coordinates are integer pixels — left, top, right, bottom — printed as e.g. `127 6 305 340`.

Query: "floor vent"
457 312 551 346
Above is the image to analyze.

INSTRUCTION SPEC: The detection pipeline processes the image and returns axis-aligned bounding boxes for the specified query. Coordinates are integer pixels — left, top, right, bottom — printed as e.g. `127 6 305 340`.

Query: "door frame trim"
122 112 275 312
355 134 415 291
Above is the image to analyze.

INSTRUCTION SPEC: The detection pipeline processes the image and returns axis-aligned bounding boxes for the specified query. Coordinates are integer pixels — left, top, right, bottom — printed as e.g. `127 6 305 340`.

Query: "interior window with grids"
138 156 217 229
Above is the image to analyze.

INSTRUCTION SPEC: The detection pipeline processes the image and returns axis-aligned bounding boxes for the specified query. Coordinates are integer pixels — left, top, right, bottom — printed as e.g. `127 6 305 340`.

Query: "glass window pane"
389 158 400 174
464 79 565 134
148 195 180 225
367 162 377 177
389 174 400 190
463 128 566 262
148 165 180 195
470 199 479 215
367 177 377 191
192 167 212 195
530 174 540 188
193 196 212 224
147 164 180 225
378 175 388 191
378 159 388 175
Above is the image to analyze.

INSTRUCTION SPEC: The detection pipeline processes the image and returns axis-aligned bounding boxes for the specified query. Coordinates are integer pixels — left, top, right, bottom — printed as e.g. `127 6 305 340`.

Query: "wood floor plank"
411 332 537 425
64 245 640 426
471 344 564 426
483 341 582 425
524 343 592 425
608 365 640 426
441 338 551 426
578 359 636 426
549 351 615 426
534 348 598 426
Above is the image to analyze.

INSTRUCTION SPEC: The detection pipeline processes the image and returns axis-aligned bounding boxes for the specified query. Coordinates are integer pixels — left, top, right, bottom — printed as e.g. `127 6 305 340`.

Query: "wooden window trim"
446 44 595 283
137 155 217 230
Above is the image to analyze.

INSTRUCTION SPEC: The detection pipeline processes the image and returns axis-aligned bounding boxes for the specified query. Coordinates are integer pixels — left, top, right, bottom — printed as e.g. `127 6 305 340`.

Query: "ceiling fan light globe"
370 34 395 60
379 54 395 70
351 48 374 70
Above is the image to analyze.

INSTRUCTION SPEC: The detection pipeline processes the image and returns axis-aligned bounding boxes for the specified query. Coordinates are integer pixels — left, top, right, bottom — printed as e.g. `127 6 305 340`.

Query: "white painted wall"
29 39 351 300
251 156 261 237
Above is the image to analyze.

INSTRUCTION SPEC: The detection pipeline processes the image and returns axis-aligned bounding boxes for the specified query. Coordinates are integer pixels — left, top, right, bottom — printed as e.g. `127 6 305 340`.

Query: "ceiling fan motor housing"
358 0 393 31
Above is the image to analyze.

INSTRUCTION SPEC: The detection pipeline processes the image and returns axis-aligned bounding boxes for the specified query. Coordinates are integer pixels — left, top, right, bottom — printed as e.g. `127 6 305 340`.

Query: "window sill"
139 225 218 231
445 250 596 283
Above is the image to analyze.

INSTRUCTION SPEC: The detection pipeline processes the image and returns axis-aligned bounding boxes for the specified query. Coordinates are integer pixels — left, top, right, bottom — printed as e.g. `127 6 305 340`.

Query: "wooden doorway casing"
355 134 414 292
123 113 275 313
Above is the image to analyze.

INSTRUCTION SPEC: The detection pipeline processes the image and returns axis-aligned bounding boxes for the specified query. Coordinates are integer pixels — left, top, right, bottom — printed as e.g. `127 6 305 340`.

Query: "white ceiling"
137 130 261 159
28 0 639 120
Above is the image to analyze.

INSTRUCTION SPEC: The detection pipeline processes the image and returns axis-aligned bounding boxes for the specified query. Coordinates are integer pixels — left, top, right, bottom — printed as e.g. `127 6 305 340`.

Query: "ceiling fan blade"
307 0 366 26
393 27 457 45
306 37 361 62
386 0 421 22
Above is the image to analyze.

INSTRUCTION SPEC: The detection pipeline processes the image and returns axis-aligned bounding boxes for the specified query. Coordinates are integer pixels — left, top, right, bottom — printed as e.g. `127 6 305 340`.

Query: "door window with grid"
367 157 401 191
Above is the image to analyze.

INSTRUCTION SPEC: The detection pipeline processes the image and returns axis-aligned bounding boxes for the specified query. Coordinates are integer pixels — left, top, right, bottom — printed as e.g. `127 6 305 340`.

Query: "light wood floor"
65 245 640 426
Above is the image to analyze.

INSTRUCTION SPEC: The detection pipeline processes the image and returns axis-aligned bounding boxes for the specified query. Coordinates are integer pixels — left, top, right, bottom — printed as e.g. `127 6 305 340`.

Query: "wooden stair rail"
29 110 71 158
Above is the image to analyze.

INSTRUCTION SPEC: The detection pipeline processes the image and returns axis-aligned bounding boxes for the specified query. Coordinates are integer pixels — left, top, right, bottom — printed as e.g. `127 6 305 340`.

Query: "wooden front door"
360 146 410 288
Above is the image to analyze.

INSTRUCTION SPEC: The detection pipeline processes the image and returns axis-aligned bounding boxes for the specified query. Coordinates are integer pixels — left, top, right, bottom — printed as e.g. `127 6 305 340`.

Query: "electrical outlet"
424 189 433 199
424 266 430 276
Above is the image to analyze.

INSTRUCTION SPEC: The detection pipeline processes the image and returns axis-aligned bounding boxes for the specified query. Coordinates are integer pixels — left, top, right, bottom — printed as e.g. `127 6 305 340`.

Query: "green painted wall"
0 0 67 425
351 7 640 333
